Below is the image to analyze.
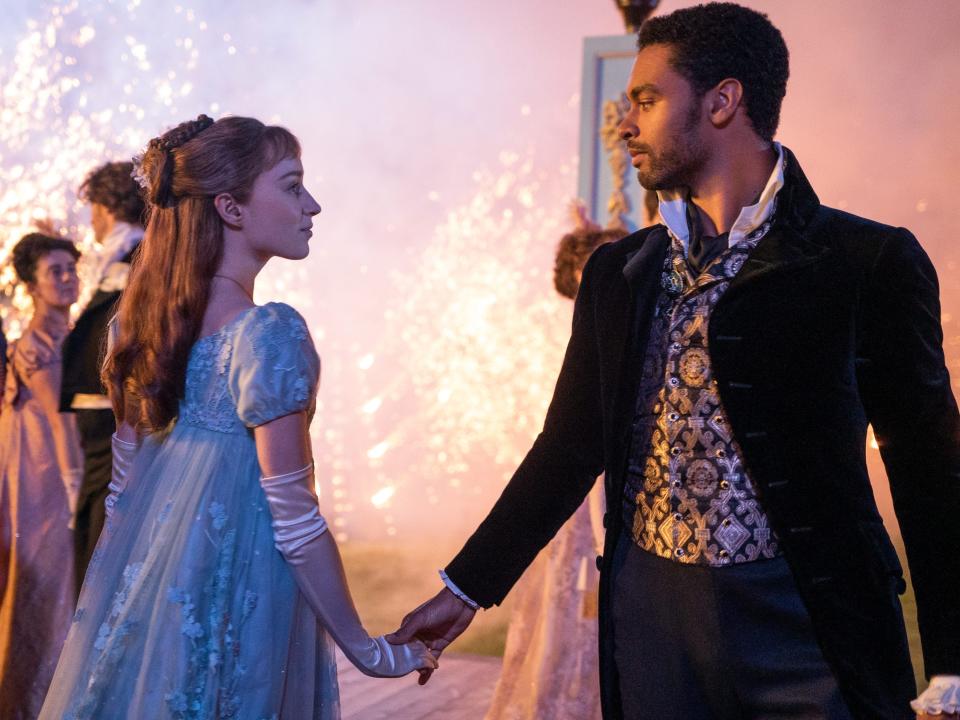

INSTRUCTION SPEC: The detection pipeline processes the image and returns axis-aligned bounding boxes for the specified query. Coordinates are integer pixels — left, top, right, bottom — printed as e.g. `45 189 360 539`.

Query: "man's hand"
386 587 477 685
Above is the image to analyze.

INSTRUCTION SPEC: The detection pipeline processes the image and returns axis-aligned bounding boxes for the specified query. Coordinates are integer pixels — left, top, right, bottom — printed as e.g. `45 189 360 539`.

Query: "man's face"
618 44 707 191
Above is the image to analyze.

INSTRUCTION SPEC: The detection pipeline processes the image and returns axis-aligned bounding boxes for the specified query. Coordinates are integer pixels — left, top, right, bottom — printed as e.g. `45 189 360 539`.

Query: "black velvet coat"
445 150 960 720
59 246 137 411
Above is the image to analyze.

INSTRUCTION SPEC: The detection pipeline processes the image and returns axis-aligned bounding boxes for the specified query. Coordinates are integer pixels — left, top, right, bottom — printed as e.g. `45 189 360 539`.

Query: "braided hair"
105 115 301 431
142 114 215 208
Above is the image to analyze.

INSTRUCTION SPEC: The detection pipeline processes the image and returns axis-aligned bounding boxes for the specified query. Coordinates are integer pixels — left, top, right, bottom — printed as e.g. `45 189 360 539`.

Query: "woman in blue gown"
39 115 435 720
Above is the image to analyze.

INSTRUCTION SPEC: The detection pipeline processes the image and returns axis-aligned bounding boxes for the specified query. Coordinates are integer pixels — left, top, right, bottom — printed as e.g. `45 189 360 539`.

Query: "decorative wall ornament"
613 0 660 33
599 93 632 230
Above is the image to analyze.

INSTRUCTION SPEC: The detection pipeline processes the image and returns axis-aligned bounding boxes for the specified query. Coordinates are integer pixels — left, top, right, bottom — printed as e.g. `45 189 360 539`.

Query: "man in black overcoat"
60 161 144 595
390 4 959 719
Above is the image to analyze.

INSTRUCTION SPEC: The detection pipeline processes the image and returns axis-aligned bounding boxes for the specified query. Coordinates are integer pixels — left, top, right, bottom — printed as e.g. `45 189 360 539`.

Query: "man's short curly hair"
12 233 81 284
554 227 626 300
78 161 146 226
638 2 789 141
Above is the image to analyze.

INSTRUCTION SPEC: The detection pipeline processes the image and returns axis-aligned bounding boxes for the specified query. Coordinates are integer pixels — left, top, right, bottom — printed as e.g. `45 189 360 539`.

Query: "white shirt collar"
657 142 786 255
99 220 144 276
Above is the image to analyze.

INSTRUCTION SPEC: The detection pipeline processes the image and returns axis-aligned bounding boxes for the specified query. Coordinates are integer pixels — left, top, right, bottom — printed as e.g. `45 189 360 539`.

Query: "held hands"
346 634 438 679
386 587 477 685
258 462 436 678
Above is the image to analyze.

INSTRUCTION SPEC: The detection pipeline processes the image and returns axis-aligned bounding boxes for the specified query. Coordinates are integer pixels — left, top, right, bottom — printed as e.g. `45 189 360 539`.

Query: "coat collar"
725 147 831 296
618 147 828 304
772 146 821 232
622 225 670 290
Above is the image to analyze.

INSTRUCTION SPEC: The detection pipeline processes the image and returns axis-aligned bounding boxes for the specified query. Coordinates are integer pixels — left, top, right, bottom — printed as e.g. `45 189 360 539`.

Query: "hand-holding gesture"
386 588 477 685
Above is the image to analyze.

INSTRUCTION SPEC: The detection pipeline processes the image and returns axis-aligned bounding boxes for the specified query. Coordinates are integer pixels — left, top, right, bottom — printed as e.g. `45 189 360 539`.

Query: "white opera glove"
105 433 140 520
911 675 960 716
62 468 83 529
260 464 437 678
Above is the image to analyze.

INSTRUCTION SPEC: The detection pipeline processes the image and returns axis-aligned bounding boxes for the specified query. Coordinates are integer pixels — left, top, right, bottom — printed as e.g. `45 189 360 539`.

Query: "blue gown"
39 303 339 720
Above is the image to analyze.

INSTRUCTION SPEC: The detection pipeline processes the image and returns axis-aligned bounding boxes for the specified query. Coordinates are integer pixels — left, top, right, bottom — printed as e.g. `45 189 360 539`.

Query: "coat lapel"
622 225 670 290
725 148 831 300
725 224 832 298
604 227 670 479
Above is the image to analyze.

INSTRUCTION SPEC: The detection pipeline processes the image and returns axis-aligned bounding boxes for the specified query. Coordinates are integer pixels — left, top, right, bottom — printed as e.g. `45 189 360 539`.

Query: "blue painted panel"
577 34 648 232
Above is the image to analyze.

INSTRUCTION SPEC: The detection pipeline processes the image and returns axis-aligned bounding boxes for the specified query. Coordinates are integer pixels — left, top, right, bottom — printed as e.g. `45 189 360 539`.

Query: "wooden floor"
337 651 502 720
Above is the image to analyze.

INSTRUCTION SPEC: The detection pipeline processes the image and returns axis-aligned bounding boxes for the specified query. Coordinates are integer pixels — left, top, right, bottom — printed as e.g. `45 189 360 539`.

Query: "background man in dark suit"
61 161 144 596
390 4 959 718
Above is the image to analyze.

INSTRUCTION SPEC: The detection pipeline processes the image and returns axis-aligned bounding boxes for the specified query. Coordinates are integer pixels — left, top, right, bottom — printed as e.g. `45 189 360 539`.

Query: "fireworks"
0 1 234 336
313 146 578 541
0 3 581 544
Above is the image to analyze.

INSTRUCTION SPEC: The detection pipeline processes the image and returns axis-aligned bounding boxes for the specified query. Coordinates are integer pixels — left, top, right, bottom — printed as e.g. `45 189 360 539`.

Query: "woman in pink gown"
0 233 83 718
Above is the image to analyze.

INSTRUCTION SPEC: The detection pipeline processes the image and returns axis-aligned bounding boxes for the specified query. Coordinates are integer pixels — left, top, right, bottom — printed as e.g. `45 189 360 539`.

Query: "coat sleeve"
858 227 960 677
444 247 609 608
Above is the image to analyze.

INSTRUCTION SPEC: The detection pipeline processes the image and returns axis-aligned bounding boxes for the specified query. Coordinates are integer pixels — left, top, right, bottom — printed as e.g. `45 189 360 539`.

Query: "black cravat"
688 232 729 275
685 202 728 275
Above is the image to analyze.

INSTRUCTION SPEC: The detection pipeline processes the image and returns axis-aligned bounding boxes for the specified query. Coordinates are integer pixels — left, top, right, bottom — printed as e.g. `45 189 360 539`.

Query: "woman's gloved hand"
260 464 438 678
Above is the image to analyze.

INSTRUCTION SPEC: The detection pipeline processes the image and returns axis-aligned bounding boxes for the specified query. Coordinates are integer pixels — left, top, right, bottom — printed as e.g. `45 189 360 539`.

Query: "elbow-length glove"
260 464 437 678
105 433 140 520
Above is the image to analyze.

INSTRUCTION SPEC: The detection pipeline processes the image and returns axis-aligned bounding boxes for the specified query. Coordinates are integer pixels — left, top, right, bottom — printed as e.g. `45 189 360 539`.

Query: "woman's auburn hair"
103 115 300 433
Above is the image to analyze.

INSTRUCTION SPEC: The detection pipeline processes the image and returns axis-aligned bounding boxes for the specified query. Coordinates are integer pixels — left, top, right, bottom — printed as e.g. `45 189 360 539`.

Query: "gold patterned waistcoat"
622 230 781 566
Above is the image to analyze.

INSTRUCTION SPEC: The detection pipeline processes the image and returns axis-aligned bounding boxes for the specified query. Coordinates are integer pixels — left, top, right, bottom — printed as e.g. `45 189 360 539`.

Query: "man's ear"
707 78 744 128
214 192 243 228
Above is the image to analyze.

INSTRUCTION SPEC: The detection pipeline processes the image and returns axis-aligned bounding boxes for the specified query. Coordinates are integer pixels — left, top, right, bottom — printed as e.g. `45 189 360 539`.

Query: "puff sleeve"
228 303 320 428
14 327 60 379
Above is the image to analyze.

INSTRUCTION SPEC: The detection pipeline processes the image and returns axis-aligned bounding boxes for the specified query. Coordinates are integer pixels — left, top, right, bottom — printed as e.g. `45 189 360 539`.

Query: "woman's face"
241 156 321 261
29 249 80 310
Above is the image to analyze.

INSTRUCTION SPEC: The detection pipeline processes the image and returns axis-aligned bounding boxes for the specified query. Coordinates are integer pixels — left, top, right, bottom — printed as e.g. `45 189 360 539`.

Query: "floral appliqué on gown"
39 303 340 720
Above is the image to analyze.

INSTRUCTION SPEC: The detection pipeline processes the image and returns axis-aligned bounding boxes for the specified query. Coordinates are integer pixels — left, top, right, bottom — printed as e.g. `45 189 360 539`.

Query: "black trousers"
612 538 852 720
73 408 115 598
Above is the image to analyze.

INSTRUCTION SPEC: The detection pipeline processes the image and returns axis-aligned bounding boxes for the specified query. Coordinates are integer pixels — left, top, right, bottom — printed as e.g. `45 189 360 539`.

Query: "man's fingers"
386 609 426 644
385 622 415 644
417 667 435 686
428 637 452 655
